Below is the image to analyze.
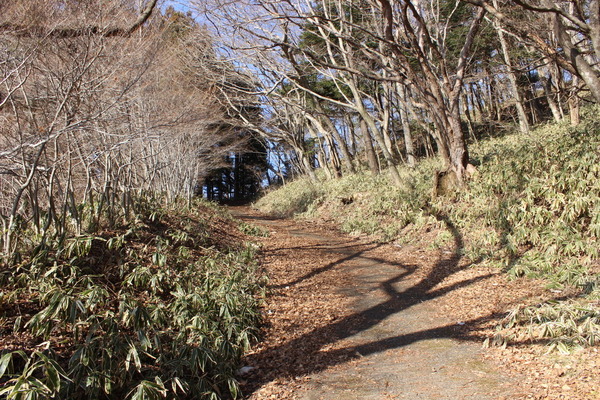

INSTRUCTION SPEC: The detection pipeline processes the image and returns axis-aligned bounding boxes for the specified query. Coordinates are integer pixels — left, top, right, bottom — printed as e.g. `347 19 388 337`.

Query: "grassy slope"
256 107 600 350
0 199 266 399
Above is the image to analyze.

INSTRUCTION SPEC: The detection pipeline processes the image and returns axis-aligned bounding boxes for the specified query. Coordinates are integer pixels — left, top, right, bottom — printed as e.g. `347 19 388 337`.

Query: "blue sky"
162 0 193 14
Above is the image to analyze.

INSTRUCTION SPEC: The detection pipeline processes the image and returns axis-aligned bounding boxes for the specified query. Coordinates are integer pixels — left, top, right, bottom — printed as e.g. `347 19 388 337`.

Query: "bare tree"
199 1 489 187
0 1 252 260
0 0 158 38
466 0 600 104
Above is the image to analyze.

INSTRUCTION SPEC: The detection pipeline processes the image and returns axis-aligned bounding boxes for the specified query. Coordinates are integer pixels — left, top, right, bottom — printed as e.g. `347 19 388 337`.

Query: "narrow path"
232 207 528 399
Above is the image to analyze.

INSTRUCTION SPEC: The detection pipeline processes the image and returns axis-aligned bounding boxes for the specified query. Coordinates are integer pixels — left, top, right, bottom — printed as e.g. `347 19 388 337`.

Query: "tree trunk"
314 101 356 173
378 84 398 161
471 83 485 122
446 108 469 182
398 85 416 167
551 7 600 102
461 91 476 142
301 152 319 183
360 119 380 175
307 123 333 180
539 58 564 122
359 110 403 186
324 134 342 178
589 0 600 61
569 76 581 126
493 0 530 134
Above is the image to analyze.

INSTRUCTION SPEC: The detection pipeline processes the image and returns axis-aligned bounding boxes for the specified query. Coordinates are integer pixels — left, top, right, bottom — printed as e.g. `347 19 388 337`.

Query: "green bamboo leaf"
228 378 239 399
170 377 187 394
557 341 570 355
0 352 13 378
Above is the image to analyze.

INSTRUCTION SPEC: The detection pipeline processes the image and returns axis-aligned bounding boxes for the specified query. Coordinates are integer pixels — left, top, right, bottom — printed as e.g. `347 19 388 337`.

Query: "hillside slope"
256 108 599 362
0 199 265 399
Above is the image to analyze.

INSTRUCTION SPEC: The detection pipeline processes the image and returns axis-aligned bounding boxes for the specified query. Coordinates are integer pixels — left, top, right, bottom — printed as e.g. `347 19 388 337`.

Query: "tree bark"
378 1 485 183
539 58 564 122
569 76 581 126
0 0 158 38
360 119 380 176
306 123 333 180
314 101 356 173
551 8 600 102
398 84 416 167
493 0 530 133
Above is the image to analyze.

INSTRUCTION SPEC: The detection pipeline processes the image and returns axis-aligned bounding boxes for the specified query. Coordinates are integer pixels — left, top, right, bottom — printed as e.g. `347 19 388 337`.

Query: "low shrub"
255 180 324 217
0 198 265 399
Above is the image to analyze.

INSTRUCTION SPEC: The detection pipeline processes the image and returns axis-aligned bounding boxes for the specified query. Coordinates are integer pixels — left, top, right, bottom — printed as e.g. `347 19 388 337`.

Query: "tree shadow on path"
238 208 503 396
269 242 384 290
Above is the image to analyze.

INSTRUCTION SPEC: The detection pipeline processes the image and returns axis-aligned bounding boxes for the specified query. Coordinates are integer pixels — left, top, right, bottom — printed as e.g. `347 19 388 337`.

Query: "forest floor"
231 206 599 400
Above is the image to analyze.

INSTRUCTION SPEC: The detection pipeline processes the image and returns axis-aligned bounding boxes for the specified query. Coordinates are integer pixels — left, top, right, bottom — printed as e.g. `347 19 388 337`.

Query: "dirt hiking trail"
231 207 598 400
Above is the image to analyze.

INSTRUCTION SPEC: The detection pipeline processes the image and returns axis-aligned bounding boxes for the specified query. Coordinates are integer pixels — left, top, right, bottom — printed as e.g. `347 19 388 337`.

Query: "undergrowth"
256 106 600 351
0 198 265 399
257 159 440 241
238 222 270 238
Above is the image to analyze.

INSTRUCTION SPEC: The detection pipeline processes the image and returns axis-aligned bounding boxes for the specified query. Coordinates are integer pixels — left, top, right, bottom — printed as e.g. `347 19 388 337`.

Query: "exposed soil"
231 207 600 400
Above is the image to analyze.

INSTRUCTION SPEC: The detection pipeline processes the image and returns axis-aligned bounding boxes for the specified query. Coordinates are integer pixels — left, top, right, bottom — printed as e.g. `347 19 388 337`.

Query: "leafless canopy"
0 0 256 258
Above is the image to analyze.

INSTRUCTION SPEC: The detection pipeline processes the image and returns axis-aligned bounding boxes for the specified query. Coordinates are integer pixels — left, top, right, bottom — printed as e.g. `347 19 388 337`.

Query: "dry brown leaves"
234 207 599 400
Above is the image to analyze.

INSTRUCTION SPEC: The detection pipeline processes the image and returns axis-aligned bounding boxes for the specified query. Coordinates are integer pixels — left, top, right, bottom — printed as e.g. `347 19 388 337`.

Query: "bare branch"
0 0 158 38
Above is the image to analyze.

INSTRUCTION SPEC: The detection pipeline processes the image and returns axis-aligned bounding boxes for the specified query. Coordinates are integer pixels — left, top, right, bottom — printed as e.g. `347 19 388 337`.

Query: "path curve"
232 207 525 400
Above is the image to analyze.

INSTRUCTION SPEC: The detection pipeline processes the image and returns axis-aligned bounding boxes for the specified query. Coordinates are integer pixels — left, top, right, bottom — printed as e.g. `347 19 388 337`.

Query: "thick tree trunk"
447 110 469 182
431 108 470 196
569 76 581 126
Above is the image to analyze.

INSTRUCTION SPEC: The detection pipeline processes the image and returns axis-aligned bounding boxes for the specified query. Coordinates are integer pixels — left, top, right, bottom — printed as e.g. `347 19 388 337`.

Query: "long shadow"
269 242 383 290
266 240 371 255
240 209 502 395
229 207 284 222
